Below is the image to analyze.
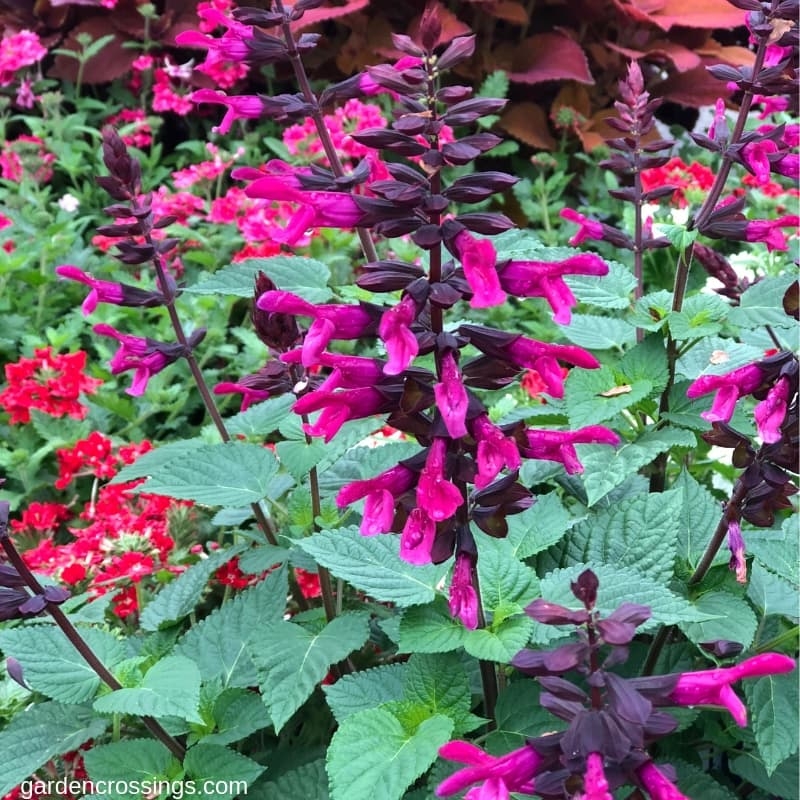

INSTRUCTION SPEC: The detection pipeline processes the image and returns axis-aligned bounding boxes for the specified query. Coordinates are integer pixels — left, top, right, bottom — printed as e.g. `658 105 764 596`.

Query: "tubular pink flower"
499 253 608 324
449 553 478 629
434 352 469 439
506 337 599 398
93 324 184 396
773 153 799 180
754 376 790 443
56 265 163 316
453 229 506 308
257 292 377 366
560 208 604 246
741 139 778 184
417 439 463 522
436 741 542 798
472 414 521 489
175 11 253 61
668 653 796 726
579 753 613 800
283 350 384 392
190 89 264 134
745 216 800 252
400 507 437 565
727 519 747 584
521 426 620 474
686 364 763 424
707 97 728 141
636 762 690 800
213 381 270 411
336 464 416 536
378 294 419 374
293 387 386 442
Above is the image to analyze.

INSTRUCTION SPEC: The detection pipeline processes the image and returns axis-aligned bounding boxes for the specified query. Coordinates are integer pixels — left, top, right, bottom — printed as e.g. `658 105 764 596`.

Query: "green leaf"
578 427 697 506
317 442 421 495
747 561 799 618
731 752 799 800
564 260 636 309
674 337 763 381
463 616 534 662
186 256 332 303
404 653 475 735
678 591 757 650
200 688 272 746
324 663 408 723
659 223 698 251
533 563 715 643
668 293 729 340
225 395 296 437
83 739 175 800
629 290 672 332
176 565 288 687
478 70 509 99
619 333 669 394
477 536 539 616
0 625 126 704
184 743 266 798
298 527 448 607
673 760 737 800
487 681 562 752
491 228 544 261
729 273 797 330
129 441 280 506
565 365 653 428
140 545 246 631
399 598 467 654
276 439 328 481
251 612 370 731
111 439 206 484
745 671 799 774
506 493 572 559
748 520 799 586
0 702 108 796
30 408 91 445
548 490 682 582
93 655 203 723
672 470 724 568
560 314 637 351
327 709 452 800
250 760 329 800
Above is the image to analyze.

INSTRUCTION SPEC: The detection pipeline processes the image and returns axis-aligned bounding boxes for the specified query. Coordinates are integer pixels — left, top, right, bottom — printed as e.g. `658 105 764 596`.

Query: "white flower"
57 194 80 213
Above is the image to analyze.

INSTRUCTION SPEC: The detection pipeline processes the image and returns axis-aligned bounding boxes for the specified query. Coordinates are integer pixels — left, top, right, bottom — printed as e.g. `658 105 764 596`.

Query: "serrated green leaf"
399 598 467 654
506 493 572 559
323 663 408 723
297 528 448 607
547 490 681 582
659 223 698 250
0 625 126 704
731 752 799 800
668 293 729 340
252 612 370 731
405 653 474 735
276 439 327 481
564 260 636 309
629 289 673 331
94 655 203 723
560 314 637 351
491 229 544 261
131 441 279 506
477 537 539 616
487 681 562 753
729 274 797 330
478 70 509 99
673 471 726 568
578 427 697 506
225 395 296 437
186 256 332 302
747 561 799 618
0 702 108 796
111 439 206 484
184 743 266 797
745 671 799 774
533 563 715 643
565 365 652 427
249 760 329 800
619 334 669 394
317 442 421 495
678 591 757 650
199 688 272 746
140 545 245 631
464 616 534 662
83 739 175 800
176 565 288 687
673 760 737 800
327 709 452 800
674 337 763 381
748 520 799 586
30 408 90 445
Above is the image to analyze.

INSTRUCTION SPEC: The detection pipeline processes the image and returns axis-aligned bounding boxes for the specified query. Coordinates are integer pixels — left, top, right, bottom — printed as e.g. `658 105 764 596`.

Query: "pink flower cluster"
0 30 46 86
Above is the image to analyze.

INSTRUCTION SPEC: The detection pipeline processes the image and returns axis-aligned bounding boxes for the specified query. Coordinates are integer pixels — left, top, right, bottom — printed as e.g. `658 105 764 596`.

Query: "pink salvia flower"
506 337 599 398
436 741 542 798
93 324 184 396
293 387 386 442
727 519 747 584
580 753 613 800
174 10 253 61
56 265 164 316
400 507 437 565
522 426 620 474
635 762 690 800
754 375 790 443
416 438 463 522
336 464 416 536
449 553 478 629
379 294 419 374
773 153 799 180
190 89 264 134
686 364 763 424
453 229 506 308
282 350 384 392
668 653 796 726
744 215 800 252
560 208 605 246
472 414 521 489
741 139 778 184
213 381 270 411
434 351 469 439
499 253 608 324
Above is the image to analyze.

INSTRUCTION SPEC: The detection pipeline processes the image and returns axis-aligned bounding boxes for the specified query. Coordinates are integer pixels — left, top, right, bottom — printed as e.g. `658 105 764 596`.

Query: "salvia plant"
0 1 797 799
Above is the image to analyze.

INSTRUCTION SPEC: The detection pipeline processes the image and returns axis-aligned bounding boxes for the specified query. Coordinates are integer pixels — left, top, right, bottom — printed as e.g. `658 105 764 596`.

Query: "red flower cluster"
640 157 715 207
0 348 102 425
55 431 152 490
